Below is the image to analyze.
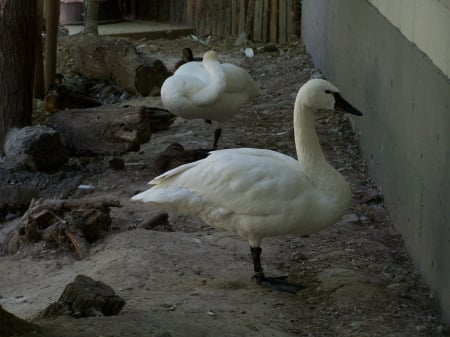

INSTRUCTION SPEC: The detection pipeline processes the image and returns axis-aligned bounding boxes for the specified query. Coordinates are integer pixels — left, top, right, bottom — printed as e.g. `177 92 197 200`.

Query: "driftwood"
41 275 125 318
71 35 171 96
146 107 177 132
44 85 102 113
46 105 153 155
153 143 211 175
2 197 120 259
137 212 170 230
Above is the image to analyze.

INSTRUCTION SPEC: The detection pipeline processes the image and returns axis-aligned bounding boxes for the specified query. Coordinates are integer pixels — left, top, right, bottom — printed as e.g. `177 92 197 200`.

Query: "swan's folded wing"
137 148 313 217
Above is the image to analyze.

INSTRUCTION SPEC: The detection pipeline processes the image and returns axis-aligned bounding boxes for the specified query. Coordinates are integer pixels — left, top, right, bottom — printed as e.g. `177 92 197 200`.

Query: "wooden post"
238 0 246 34
246 0 255 40
262 0 270 42
44 0 60 92
186 0 195 25
231 0 238 35
83 0 99 35
269 0 278 43
288 0 300 41
253 0 263 41
278 0 287 43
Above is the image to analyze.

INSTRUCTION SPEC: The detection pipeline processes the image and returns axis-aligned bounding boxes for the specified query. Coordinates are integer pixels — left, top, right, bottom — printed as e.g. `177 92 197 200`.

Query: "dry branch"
1 197 120 258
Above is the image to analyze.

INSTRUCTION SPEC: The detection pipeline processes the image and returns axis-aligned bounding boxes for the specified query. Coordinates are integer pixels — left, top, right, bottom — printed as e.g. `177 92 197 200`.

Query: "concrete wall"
301 0 450 322
368 0 450 77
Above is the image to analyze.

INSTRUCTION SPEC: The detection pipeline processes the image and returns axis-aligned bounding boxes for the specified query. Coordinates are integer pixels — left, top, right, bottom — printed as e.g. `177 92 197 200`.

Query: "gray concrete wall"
301 0 450 322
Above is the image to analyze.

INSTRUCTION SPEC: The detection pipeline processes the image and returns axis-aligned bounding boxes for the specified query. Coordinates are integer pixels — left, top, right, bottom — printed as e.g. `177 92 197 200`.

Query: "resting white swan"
161 50 259 148
133 79 362 292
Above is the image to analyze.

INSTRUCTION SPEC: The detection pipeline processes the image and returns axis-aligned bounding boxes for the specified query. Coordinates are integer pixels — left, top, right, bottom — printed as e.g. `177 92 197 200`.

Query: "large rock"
41 275 126 318
2 125 69 172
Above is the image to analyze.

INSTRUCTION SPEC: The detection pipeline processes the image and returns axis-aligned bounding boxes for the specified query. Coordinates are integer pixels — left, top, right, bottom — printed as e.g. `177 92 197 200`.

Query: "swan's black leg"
250 246 304 294
213 127 222 149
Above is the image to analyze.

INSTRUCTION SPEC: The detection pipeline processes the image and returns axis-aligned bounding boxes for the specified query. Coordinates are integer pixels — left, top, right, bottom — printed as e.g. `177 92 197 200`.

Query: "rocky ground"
0 35 449 337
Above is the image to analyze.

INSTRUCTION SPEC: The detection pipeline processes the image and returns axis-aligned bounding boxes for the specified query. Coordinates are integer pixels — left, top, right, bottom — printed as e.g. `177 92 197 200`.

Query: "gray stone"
2 125 69 172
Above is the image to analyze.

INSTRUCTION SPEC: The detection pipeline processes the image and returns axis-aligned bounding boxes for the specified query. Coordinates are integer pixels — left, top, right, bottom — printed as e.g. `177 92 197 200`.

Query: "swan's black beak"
334 93 363 116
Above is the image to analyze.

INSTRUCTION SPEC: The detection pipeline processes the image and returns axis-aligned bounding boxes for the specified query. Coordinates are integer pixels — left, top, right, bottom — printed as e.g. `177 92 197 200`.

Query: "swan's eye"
325 90 333 94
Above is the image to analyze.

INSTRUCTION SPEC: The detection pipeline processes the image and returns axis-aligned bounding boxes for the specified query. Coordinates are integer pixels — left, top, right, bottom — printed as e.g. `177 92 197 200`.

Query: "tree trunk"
44 0 60 91
0 0 36 151
33 0 45 99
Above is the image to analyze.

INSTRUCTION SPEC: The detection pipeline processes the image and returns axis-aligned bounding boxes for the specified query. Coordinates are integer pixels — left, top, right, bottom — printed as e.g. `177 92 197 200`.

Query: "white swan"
133 79 362 292
161 50 260 148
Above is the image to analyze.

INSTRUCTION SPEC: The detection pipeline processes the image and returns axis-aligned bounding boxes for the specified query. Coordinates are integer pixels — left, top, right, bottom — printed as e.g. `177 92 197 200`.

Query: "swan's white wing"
222 63 259 97
133 148 312 217
175 61 259 97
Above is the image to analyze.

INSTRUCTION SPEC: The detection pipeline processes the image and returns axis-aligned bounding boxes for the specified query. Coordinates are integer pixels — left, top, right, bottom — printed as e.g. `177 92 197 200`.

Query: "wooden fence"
168 0 301 43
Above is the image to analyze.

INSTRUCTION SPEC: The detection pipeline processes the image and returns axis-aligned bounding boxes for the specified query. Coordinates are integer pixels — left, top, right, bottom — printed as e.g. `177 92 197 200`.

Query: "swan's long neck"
294 99 350 198
294 97 351 223
294 101 328 176
190 59 226 106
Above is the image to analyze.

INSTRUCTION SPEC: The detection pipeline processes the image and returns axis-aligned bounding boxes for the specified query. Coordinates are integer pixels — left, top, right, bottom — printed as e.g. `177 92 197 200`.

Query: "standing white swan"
161 50 259 148
133 79 362 292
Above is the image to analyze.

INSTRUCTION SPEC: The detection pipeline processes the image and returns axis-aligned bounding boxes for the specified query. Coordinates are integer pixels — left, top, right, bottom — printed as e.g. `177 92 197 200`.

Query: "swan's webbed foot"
250 246 304 293
252 273 304 293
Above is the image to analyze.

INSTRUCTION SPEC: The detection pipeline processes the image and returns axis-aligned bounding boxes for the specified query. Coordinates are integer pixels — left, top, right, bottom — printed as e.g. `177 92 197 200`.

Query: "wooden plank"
186 0 195 25
238 0 246 34
253 0 263 41
262 0 270 42
225 0 232 36
269 0 278 43
287 0 299 41
218 0 225 37
231 0 238 35
278 0 287 43
246 0 255 39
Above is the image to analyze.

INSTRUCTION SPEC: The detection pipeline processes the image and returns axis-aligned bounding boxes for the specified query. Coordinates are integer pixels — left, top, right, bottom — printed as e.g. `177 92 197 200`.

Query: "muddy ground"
0 35 449 337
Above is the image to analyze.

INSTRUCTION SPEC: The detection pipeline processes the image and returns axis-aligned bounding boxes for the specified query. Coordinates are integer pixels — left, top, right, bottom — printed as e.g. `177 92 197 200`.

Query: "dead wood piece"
44 86 101 113
65 228 89 260
46 105 152 155
71 35 171 96
28 197 121 213
154 143 211 175
41 275 125 318
2 197 118 257
66 208 112 242
138 212 169 230
143 107 177 132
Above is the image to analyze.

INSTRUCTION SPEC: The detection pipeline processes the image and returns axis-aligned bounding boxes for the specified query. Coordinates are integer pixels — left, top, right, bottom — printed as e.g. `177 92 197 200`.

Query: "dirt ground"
1 35 449 337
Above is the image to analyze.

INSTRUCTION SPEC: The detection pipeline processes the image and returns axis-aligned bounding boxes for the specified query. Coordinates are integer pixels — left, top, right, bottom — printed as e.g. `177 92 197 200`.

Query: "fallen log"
46 105 153 155
71 35 171 96
28 196 121 213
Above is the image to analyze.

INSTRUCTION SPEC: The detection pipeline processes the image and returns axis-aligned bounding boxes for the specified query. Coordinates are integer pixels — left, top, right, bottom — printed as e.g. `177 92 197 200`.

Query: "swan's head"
298 79 362 116
203 50 219 63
